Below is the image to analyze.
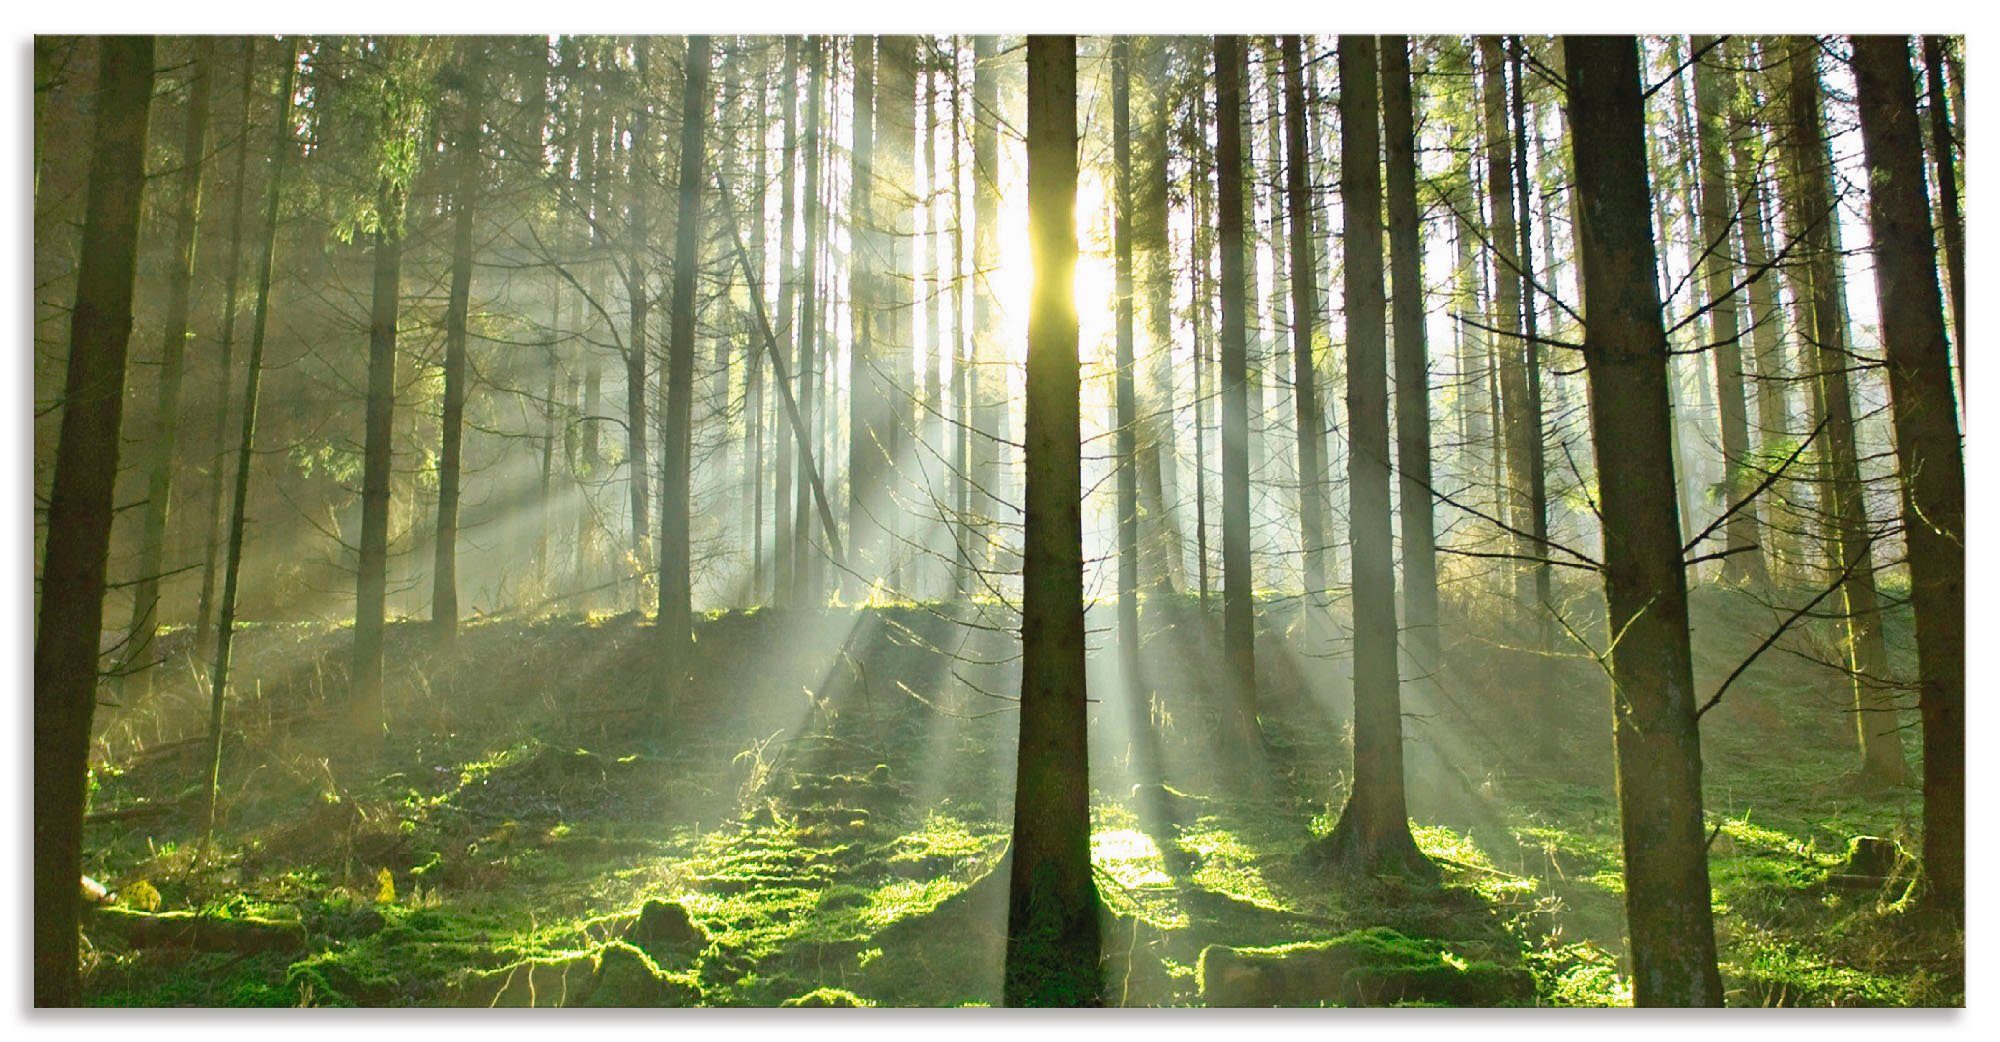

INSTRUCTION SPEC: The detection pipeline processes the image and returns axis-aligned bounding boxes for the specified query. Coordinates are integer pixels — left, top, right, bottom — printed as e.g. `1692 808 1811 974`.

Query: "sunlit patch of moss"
1728 937 1914 1006
1091 827 1185 929
1410 824 1536 900
1178 822 1284 911
1523 940 1630 1007
884 811 1004 866
859 877 961 930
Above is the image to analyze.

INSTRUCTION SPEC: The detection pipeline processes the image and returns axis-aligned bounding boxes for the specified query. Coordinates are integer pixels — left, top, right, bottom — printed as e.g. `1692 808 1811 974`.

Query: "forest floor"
76 580 1963 1006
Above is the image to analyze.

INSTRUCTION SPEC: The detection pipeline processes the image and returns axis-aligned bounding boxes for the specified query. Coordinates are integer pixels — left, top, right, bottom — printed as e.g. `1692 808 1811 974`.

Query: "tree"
1778 36 1904 785
433 41 485 645
847 35 884 600
623 38 655 598
1564 34 1723 1007
1280 35 1329 605
1690 35 1764 588
1851 33 1965 917
120 38 215 697
1111 37 1140 682
34 34 156 1007
661 36 711 674
1005 34 1099 1008
1317 34 1427 875
1381 34 1440 671
1920 36 1965 400
1213 35 1257 743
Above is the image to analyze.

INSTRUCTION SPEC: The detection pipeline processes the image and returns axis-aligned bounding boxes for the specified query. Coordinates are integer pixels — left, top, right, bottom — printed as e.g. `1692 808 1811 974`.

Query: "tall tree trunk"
794 36 825 605
660 35 711 678
121 39 214 699
1779 36 1905 785
1111 38 1140 683
1508 38 1551 635
1321 34 1427 874
1478 36 1538 615
1192 71 1214 611
1851 33 1965 917
352 61 413 735
1280 36 1328 605
1133 37 1182 597
1383 35 1440 676
1564 34 1724 1007
1921 36 1965 403
203 42 298 851
195 40 260 659
1727 36 1799 583
625 38 653 604
1214 35 1258 742
1691 36 1766 587
33 34 155 1008
846 35 882 600
949 37 973 601
969 35 1001 592
876 35 918 591
434 42 484 645
773 37 799 607
1005 35 1100 1008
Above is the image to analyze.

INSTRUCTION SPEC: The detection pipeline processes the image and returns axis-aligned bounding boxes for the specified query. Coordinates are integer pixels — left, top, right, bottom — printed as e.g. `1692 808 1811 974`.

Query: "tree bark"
1478 36 1539 615
1382 35 1439 671
1851 32 1965 917
34 34 155 1007
1281 36 1328 606
1214 35 1258 742
1564 34 1723 1007
1920 36 1965 403
352 105 410 734
1112 38 1140 683
1005 35 1100 1008
846 35 883 600
121 39 215 698
433 42 484 644
660 35 710 676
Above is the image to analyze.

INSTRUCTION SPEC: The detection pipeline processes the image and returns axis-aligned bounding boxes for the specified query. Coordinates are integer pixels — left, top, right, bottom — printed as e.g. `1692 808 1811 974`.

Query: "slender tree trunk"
1508 38 1551 634
1005 35 1100 1008
1111 39 1140 683
196 41 259 657
969 35 1001 591
203 43 297 851
1564 35 1723 1007
1921 36 1965 403
1134 37 1182 597
123 39 215 698
773 37 799 606
794 36 825 606
1780 36 1905 785
625 39 653 604
1852 33 1965 917
950 37 973 601
1383 35 1440 675
33 34 155 1008
434 42 484 645
1214 35 1258 742
660 35 710 678
846 35 882 600
1478 36 1538 615
1280 36 1328 605
352 65 413 734
1192 74 1214 611
1691 36 1766 588
876 36 918 591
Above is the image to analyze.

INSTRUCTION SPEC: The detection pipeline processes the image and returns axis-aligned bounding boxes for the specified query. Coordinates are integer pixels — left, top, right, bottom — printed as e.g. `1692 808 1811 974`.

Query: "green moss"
782 986 874 1007
1197 928 1534 1007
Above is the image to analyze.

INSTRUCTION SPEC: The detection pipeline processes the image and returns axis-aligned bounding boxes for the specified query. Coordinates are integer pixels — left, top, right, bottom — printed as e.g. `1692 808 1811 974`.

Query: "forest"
31 32 1966 1008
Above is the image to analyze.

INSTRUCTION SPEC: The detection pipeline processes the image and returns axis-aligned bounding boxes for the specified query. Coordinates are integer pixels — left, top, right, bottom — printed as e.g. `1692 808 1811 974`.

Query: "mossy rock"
782 987 874 1007
625 898 708 963
1824 835 1904 890
452 952 598 1007
1197 927 1533 1007
583 942 702 1007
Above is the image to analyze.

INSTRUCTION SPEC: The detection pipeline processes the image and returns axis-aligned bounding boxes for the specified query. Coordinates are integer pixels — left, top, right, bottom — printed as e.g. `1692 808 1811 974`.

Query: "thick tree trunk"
433 43 484 645
33 34 154 1008
1321 34 1426 875
1213 36 1258 742
122 39 214 698
1005 35 1100 1008
1851 33 1965 917
660 36 710 676
1780 36 1905 785
1280 36 1328 606
1564 35 1724 1008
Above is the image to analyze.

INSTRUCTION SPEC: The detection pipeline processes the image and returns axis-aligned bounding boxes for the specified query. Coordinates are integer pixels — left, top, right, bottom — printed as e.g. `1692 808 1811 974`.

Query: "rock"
626 898 708 962
583 942 701 1007
1197 928 1533 1007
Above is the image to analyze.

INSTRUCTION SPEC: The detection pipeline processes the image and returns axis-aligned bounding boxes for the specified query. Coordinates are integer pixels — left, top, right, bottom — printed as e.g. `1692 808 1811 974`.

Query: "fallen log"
86 906 307 955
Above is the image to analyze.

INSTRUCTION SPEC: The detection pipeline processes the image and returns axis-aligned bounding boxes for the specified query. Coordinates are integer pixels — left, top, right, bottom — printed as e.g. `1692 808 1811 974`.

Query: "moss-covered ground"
77 583 1962 1006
